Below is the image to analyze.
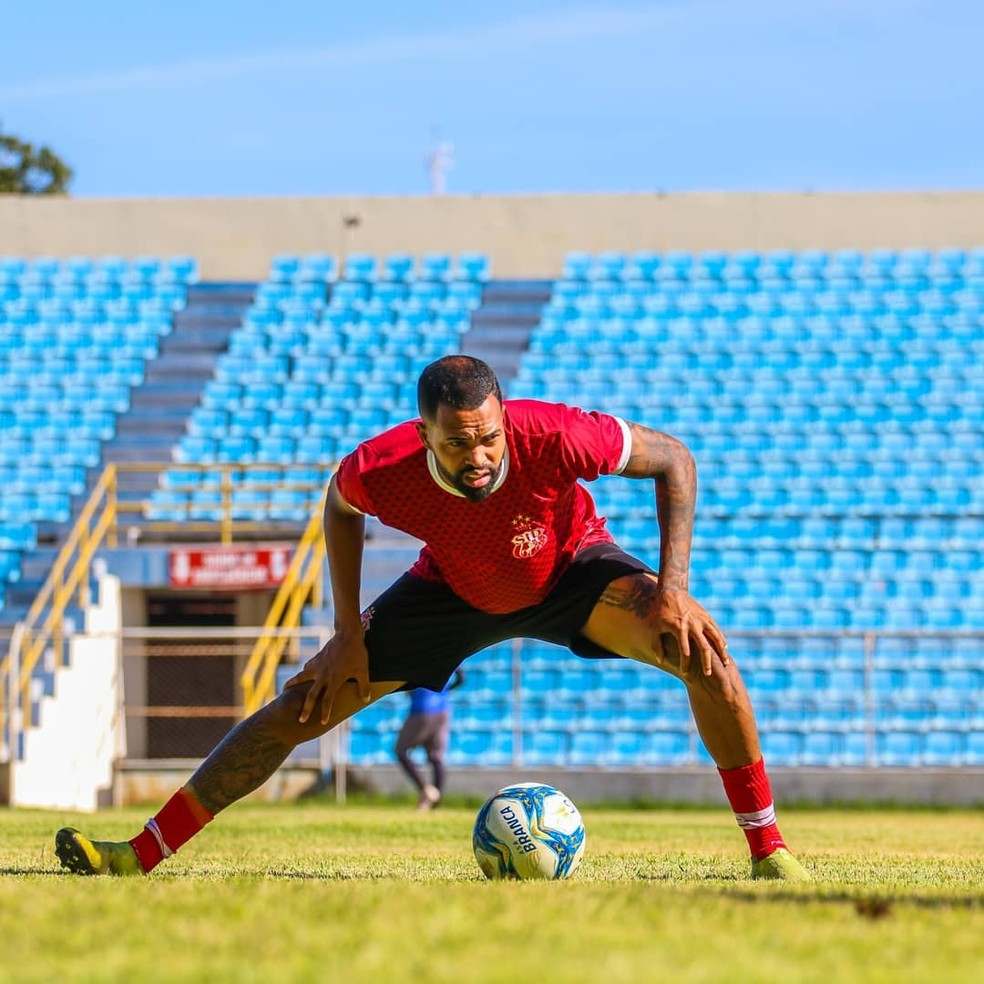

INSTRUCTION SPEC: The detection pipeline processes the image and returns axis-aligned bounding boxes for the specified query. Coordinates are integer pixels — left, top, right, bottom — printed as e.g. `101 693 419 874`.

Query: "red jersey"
334 399 632 614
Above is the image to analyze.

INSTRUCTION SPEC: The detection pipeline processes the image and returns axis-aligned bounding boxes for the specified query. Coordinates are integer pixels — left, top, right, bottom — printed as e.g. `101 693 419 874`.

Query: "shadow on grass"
644 881 984 911
0 866 70 877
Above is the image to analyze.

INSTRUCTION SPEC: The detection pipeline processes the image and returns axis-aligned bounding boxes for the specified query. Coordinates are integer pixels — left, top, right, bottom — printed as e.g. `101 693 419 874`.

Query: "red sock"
129 787 214 873
717 758 787 861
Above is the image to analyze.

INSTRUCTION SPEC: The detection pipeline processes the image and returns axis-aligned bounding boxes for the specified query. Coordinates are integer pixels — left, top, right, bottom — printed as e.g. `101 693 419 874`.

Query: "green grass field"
1 801 981 982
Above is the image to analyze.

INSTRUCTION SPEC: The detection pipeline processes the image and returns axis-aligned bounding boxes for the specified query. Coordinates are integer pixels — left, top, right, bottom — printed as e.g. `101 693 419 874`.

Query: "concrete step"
187 282 256 306
148 352 221 374
17 548 60 580
102 444 175 463
174 309 244 330
165 326 236 351
129 387 203 410
484 279 552 299
114 418 186 437
115 407 190 424
472 304 544 321
471 308 540 331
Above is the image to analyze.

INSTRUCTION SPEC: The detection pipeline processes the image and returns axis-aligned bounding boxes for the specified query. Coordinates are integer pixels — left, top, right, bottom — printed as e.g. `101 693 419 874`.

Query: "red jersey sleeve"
556 404 632 481
334 445 377 516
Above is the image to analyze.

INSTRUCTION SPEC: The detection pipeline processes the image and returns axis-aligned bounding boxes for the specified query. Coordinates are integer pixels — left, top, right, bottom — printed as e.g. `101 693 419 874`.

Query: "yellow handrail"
0 460 334 745
0 464 119 736
240 492 327 714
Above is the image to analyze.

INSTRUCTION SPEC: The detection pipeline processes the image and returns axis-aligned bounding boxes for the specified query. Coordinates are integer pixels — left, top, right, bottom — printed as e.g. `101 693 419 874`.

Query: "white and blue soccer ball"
472 782 586 880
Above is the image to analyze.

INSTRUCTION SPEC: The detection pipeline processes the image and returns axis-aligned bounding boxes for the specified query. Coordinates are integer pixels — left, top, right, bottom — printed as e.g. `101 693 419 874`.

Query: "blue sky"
1 1 981 197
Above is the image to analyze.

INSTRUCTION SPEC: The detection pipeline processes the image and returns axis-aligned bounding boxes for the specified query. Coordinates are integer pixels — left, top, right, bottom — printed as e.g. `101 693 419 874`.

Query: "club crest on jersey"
511 514 549 559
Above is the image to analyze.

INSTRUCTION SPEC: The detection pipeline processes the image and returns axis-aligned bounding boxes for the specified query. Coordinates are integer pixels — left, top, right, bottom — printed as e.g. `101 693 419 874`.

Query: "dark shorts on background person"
395 711 450 758
362 542 655 691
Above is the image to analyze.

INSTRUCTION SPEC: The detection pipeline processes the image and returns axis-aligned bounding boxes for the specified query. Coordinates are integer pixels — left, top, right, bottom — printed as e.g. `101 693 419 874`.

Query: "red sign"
168 546 292 590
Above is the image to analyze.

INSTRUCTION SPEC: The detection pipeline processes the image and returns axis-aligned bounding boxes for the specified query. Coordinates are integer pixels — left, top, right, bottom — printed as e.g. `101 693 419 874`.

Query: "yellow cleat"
55 827 144 877
750 847 812 882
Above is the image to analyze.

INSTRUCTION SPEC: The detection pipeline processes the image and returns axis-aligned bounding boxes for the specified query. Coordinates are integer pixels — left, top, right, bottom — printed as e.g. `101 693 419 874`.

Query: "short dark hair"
417 355 502 421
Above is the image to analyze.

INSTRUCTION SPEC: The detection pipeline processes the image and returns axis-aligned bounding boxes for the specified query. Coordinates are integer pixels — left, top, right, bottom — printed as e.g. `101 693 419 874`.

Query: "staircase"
101 281 254 460
460 280 551 383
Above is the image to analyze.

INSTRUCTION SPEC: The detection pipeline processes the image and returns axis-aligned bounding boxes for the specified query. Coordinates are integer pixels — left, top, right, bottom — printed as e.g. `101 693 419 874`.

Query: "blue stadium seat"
455 252 490 282
419 253 452 282
523 730 569 764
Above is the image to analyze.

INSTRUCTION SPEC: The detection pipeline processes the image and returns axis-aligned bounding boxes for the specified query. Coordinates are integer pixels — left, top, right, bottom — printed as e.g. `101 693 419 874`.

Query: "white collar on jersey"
426 447 510 498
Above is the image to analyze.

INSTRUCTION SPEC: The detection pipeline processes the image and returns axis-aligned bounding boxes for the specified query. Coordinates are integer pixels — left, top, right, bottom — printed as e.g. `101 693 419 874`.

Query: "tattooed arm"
618 422 729 675
620 422 697 592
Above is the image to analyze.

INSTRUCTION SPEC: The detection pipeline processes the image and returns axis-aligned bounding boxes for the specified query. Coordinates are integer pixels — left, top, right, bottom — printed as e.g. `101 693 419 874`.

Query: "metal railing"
1 462 331 758
114 626 331 754
241 495 328 714
351 630 983 770
0 466 119 742
110 461 334 545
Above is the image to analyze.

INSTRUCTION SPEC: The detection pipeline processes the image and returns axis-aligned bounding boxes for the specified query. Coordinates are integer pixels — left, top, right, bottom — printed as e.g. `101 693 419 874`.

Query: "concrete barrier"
350 764 984 807
2 191 982 280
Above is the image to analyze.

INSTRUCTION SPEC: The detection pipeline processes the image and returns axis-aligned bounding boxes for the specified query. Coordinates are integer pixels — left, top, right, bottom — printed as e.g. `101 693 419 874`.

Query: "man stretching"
56 355 809 881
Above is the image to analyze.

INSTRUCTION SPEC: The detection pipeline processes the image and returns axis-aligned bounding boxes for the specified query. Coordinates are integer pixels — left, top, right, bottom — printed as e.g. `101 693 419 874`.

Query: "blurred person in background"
395 669 464 810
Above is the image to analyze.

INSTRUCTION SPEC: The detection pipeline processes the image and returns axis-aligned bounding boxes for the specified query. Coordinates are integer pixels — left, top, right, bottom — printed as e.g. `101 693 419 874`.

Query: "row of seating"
536 324 980 353
355 696 981 732
147 488 321 523
269 252 489 284
255 280 484 310
325 632 977 673
228 328 462 360
545 295 984 322
0 254 197 280
562 248 984 281
186 405 410 437
518 349 977 374
349 726 984 767
555 272 984 294
596 458 981 486
530 334 981 360
245 310 474 336
607 485 984 516
0 292 185 318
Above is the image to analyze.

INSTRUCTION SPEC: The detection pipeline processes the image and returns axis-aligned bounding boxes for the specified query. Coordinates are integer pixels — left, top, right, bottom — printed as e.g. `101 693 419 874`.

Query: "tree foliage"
0 127 72 194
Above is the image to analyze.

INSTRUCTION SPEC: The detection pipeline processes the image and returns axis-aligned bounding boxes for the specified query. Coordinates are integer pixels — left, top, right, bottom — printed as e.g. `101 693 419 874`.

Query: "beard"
438 459 505 502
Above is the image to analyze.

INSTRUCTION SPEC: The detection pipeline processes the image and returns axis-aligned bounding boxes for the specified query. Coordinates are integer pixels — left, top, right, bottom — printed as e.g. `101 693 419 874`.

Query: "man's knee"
659 632 741 698
687 654 745 711
255 683 326 744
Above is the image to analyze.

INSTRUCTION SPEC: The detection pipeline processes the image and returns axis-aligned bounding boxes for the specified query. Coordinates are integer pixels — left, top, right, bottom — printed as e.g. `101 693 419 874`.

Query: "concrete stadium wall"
351 765 984 807
1 192 983 281
112 762 984 806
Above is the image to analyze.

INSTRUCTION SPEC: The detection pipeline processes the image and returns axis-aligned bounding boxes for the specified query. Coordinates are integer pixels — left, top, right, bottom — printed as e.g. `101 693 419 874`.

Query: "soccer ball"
472 782 586 880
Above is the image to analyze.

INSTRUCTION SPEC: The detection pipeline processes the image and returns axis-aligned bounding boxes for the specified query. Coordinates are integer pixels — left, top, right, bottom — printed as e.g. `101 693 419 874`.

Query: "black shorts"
362 542 654 691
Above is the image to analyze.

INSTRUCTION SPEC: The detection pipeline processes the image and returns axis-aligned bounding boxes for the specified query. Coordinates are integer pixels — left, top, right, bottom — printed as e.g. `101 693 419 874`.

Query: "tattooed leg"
583 573 761 769
189 678 404 814
187 706 294 814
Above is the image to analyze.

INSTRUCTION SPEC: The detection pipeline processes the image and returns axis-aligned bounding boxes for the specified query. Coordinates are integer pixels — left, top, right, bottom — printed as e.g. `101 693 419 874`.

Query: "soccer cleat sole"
55 827 101 875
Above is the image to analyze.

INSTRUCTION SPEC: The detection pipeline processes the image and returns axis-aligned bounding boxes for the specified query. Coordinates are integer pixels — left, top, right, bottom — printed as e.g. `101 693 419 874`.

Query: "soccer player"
55 355 809 881
395 669 464 810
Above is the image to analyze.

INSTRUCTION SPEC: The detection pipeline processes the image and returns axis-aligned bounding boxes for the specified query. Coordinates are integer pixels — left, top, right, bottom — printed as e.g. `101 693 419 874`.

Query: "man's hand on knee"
651 587 730 677
284 628 371 725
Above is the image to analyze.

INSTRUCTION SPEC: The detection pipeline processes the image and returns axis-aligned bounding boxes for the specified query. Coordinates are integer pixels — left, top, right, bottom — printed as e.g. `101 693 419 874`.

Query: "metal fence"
351 630 984 769
8 627 982 777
